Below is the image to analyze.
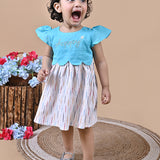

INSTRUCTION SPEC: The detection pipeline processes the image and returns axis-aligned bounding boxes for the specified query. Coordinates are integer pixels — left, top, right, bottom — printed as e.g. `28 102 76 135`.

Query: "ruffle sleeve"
35 25 52 47
91 25 111 47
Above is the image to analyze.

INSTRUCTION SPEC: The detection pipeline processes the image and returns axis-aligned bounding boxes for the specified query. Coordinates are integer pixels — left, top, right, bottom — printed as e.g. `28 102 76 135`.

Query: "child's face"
56 0 88 27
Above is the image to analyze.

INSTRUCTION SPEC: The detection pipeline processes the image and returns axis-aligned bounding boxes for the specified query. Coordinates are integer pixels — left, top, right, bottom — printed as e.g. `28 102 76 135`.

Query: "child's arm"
37 45 53 82
41 45 53 70
92 42 111 104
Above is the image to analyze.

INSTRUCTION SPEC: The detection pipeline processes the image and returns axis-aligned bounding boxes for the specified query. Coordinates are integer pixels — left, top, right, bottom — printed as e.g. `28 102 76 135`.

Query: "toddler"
34 0 111 159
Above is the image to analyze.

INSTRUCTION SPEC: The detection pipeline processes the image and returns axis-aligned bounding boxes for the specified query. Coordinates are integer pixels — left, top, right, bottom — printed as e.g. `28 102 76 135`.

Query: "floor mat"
17 118 160 160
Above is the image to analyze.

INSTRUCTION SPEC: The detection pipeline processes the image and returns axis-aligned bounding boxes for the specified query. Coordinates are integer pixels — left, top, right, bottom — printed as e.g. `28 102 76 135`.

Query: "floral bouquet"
0 123 33 140
0 51 42 87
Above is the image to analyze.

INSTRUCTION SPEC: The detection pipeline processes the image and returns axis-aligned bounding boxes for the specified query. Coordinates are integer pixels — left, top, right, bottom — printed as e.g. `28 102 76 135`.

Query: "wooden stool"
0 77 42 131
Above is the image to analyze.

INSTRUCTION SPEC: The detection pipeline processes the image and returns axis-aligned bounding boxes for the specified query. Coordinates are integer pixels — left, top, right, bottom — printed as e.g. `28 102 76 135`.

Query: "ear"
54 2 62 13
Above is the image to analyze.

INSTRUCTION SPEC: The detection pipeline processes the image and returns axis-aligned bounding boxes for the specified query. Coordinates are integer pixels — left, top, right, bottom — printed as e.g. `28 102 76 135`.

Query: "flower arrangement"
0 123 33 140
0 51 42 87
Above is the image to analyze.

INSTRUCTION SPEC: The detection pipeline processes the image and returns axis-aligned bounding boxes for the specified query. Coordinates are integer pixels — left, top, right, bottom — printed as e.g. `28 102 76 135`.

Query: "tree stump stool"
0 76 42 131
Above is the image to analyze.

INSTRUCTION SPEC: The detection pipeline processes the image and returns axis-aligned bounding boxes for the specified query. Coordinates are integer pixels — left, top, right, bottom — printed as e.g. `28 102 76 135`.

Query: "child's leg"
61 126 74 159
78 127 94 160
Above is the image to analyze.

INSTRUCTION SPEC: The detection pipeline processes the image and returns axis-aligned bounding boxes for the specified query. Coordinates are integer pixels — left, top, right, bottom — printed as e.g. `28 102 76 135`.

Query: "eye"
81 0 86 2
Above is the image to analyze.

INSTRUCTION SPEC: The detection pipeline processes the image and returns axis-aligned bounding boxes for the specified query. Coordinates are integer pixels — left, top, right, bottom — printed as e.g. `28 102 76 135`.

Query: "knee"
78 127 93 134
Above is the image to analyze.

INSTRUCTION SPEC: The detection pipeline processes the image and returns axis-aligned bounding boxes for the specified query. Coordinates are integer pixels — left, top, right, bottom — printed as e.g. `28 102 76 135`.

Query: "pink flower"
6 52 18 60
20 57 30 66
23 126 33 139
0 128 13 140
0 58 7 65
0 133 3 139
28 51 38 61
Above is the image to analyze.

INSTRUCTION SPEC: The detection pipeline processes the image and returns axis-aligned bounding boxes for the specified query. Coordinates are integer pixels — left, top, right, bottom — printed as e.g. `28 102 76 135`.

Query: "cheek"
83 4 88 13
61 4 71 14
61 8 70 18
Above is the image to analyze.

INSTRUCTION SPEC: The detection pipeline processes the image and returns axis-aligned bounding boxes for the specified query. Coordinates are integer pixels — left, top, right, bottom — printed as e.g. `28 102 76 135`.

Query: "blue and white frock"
34 25 111 131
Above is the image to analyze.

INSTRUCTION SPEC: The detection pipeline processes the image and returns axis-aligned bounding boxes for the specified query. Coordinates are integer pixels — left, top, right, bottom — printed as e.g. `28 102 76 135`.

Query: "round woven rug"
17 118 160 160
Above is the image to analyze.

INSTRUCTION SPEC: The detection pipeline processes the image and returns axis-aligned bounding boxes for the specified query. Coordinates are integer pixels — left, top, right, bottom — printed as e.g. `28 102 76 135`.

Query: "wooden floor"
0 140 24 160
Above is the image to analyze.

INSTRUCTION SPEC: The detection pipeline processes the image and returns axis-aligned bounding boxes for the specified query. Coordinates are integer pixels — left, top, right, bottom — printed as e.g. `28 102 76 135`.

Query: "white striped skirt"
34 60 98 131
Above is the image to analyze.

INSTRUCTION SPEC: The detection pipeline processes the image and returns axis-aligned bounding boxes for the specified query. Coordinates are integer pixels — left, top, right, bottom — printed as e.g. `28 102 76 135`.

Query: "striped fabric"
34 60 98 131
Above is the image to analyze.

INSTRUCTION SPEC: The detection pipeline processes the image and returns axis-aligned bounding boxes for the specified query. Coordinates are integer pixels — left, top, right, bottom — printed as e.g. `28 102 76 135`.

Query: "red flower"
0 58 7 65
6 52 18 60
26 55 32 61
28 51 38 61
0 133 3 139
20 57 30 66
23 126 33 139
0 128 13 140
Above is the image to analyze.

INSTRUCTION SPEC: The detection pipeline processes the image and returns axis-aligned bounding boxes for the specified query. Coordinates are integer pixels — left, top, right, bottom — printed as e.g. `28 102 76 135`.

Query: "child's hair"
47 0 92 22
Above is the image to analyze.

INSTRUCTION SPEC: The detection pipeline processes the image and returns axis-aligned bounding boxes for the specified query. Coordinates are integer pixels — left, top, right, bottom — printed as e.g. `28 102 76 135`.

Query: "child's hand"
101 86 111 105
37 68 50 82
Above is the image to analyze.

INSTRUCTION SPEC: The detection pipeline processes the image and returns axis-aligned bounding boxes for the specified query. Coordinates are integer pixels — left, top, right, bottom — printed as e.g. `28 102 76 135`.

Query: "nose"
74 0 82 8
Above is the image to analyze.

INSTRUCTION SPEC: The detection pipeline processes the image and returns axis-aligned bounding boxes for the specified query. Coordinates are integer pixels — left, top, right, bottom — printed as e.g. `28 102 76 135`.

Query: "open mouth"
72 11 81 20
